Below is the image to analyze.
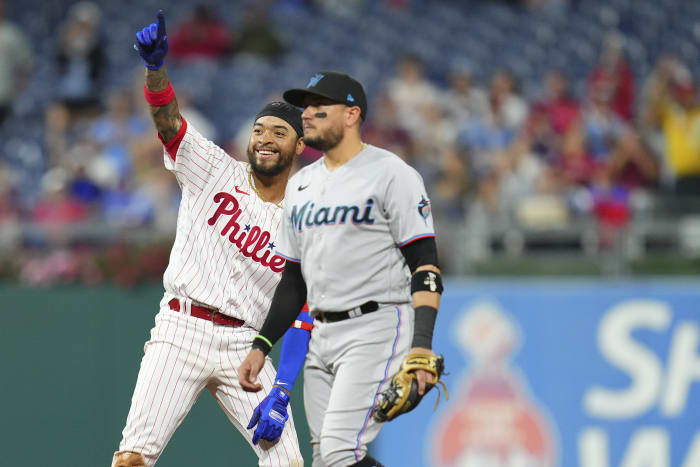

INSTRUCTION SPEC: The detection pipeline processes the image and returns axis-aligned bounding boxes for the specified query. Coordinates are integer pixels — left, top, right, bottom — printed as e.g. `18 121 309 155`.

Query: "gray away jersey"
276 144 435 315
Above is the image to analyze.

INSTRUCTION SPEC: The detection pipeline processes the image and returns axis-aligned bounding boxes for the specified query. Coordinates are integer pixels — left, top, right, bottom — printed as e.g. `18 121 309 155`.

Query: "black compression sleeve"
400 237 439 273
257 261 307 353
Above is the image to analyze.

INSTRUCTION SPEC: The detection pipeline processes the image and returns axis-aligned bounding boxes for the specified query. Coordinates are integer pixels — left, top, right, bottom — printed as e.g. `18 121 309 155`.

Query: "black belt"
316 301 379 323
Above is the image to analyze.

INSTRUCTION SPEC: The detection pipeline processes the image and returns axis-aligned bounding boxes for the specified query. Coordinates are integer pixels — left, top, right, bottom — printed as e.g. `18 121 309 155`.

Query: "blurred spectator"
587 31 635 122
44 103 73 165
582 81 626 161
170 4 232 61
0 162 21 249
412 101 458 174
362 90 412 161
442 61 489 127
385 54 440 134
91 89 149 181
487 69 529 131
430 147 470 220
457 70 528 175
644 58 700 196
235 5 285 59
101 180 156 228
0 0 33 125
588 166 631 250
606 128 658 190
552 123 598 187
531 69 580 135
55 2 107 118
32 167 89 229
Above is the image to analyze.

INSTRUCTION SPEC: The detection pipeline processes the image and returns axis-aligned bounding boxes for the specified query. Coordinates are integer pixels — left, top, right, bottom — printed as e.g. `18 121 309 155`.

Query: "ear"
345 106 362 127
295 137 306 156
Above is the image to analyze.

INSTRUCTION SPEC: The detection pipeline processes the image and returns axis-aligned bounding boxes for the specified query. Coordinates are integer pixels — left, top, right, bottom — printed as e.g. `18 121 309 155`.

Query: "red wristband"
144 81 175 106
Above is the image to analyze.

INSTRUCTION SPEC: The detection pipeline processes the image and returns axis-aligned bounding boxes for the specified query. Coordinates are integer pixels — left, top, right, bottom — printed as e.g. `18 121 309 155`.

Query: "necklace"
248 168 283 208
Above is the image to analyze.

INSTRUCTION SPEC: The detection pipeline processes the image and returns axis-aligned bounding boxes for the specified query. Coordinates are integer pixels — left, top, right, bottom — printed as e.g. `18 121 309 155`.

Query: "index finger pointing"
156 10 166 36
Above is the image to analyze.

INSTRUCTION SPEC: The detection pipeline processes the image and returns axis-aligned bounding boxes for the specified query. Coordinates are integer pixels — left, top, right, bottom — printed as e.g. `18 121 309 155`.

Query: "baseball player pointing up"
113 11 311 466
238 71 445 467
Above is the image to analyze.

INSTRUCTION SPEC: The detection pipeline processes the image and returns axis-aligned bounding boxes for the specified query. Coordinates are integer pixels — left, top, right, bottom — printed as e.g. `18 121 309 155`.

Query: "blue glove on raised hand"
247 386 290 445
135 10 168 70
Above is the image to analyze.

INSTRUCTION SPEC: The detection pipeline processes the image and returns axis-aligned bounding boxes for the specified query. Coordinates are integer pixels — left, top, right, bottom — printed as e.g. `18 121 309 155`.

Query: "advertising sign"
374 280 700 467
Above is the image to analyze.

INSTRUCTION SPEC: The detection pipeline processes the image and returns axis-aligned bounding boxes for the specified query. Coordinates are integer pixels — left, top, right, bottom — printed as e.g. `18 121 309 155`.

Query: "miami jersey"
276 143 435 314
161 118 286 330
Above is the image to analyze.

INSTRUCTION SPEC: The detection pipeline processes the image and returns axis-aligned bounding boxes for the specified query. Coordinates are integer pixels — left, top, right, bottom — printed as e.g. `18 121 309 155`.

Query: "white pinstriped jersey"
161 118 286 331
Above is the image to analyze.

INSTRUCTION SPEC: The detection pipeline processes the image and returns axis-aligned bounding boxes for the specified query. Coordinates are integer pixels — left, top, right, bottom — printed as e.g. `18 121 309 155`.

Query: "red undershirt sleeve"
157 117 188 161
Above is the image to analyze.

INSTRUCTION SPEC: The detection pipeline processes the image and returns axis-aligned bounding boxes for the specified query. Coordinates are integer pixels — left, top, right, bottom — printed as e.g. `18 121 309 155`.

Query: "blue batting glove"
134 10 168 70
247 387 290 445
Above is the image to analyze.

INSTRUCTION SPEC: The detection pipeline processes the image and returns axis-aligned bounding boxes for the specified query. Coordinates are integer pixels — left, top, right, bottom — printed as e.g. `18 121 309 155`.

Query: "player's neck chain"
248 168 283 209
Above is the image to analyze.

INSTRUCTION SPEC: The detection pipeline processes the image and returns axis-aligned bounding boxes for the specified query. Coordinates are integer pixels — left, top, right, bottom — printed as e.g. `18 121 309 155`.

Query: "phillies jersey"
276 144 435 314
160 118 286 330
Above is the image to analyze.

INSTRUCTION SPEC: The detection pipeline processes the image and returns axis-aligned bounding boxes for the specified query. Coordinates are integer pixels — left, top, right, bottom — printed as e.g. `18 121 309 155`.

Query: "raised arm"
146 67 182 142
135 10 182 142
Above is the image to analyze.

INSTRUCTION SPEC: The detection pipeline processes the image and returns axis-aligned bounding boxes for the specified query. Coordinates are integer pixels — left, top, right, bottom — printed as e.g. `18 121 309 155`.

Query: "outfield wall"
2 280 699 466
0 285 311 466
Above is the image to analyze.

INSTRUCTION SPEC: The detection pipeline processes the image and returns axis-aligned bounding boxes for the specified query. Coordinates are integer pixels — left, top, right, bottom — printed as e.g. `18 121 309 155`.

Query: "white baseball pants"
113 301 303 466
303 304 412 467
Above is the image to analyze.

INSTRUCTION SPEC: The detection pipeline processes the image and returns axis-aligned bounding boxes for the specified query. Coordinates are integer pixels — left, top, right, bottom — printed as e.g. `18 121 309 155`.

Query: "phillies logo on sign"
207 192 285 272
430 301 558 467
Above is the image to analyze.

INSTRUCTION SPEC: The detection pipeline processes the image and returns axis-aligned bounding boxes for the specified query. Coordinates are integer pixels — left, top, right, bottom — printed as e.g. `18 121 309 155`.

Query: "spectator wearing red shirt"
169 4 232 60
587 31 635 122
553 123 598 187
531 69 580 135
32 168 89 225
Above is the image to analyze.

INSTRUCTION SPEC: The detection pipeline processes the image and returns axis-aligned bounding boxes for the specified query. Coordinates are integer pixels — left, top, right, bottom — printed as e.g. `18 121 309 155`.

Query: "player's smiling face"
247 115 300 176
301 96 346 151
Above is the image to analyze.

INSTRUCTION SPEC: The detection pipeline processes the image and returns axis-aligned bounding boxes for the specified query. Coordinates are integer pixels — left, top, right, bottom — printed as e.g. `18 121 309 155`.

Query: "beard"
303 123 344 152
247 144 295 177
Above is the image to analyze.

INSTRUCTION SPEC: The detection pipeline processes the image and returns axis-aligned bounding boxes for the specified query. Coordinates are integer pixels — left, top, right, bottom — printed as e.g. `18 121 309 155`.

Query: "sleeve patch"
417 195 431 222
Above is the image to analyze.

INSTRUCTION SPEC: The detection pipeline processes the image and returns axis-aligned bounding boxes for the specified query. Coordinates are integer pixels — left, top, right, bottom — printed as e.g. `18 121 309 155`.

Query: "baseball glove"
372 352 448 423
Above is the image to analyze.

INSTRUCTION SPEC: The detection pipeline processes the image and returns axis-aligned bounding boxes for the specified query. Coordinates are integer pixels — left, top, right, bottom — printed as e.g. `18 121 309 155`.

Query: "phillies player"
113 11 308 467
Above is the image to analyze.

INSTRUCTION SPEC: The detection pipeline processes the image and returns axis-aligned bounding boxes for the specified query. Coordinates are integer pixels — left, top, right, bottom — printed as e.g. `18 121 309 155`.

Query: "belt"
316 301 379 323
168 298 244 327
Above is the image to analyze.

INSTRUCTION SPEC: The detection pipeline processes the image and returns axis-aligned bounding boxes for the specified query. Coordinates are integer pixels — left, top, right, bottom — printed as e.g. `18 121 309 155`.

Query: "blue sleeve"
273 306 313 391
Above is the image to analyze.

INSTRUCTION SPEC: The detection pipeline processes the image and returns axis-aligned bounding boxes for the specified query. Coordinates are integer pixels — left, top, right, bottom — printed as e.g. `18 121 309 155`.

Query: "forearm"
254 262 308 355
274 310 313 391
145 66 182 142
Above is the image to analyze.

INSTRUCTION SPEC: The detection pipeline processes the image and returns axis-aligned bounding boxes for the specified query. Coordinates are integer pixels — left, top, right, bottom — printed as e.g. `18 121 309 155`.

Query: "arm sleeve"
258 261 307 348
399 237 439 273
383 162 436 247
161 117 232 195
273 305 313 391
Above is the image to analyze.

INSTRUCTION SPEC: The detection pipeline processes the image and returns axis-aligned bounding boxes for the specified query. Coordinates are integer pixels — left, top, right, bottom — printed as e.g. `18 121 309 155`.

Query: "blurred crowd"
1 0 699 284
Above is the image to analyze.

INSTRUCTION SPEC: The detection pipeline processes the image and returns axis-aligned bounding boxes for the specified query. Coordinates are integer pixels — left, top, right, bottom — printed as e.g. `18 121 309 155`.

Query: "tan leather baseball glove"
372 352 448 422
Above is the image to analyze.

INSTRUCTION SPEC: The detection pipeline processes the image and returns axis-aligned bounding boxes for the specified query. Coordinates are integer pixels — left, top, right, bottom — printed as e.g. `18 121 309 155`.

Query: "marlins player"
238 71 444 467
113 11 310 466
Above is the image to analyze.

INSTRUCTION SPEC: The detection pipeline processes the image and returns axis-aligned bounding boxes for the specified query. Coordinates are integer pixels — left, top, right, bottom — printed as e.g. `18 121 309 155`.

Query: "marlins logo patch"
417 195 431 222
307 73 324 87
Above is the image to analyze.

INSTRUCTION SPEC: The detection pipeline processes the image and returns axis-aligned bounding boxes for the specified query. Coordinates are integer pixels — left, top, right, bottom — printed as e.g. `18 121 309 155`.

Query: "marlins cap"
283 71 368 121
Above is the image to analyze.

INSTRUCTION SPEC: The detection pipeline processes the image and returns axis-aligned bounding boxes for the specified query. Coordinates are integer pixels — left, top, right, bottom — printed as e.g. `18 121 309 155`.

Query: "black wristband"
252 335 272 356
412 305 438 349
